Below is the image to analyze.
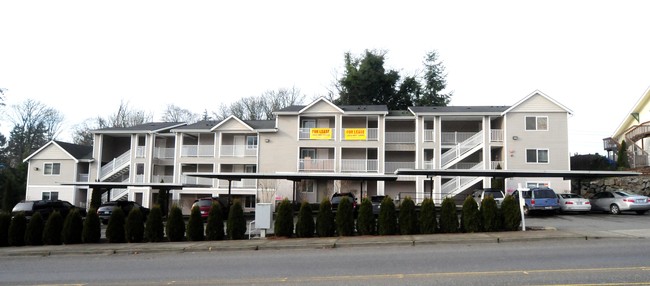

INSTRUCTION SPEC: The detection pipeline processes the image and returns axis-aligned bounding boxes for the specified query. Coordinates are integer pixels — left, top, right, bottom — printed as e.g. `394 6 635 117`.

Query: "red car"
191 197 223 218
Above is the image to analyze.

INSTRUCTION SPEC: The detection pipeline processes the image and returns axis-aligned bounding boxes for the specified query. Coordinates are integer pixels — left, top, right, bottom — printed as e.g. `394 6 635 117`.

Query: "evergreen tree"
0 212 11 246
617 140 630 169
274 198 294 238
378 196 397 235
335 196 355 236
8 212 26 246
205 203 224 241
356 198 375 236
166 205 185 242
438 197 458 233
25 211 44 246
419 198 437 234
106 207 126 243
316 198 335 237
461 195 481 233
399 197 418 235
144 205 165 242
480 196 500 232
186 206 204 241
501 195 521 231
227 200 246 240
126 207 145 243
62 209 83 244
83 208 101 243
295 201 315 238
43 211 64 245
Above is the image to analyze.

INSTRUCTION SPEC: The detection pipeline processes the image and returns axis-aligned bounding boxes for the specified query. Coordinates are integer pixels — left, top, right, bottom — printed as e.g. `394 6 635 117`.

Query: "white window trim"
524 116 549 131
43 162 61 176
526 182 550 188
525 148 550 164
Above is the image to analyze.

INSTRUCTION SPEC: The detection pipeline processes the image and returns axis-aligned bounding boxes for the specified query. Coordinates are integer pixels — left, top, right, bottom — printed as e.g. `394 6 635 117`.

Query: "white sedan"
557 193 591 213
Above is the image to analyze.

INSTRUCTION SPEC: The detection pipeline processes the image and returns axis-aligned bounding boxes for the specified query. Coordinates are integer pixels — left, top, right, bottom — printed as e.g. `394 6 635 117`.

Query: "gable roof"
211 116 254 132
611 85 650 138
501 90 573 115
92 122 186 134
23 141 93 163
409 105 509 115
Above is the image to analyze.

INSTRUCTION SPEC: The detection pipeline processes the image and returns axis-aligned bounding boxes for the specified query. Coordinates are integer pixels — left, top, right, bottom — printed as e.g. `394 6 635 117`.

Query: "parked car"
191 197 224 219
331 192 358 212
97 201 150 224
513 187 560 215
557 193 591 213
370 195 386 215
471 188 506 208
589 190 650 215
11 200 86 221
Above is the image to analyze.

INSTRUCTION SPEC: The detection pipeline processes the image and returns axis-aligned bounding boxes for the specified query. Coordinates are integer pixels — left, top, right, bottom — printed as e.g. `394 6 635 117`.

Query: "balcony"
340 159 378 172
151 175 173 183
220 145 257 157
385 132 415 143
181 175 214 187
299 159 335 172
181 145 215 157
490 129 504 142
218 178 257 188
385 162 415 173
153 147 175 159
77 173 89 182
136 146 146 158
299 128 336 140
423 129 435 142
441 132 476 145
423 160 434 170
341 128 378 141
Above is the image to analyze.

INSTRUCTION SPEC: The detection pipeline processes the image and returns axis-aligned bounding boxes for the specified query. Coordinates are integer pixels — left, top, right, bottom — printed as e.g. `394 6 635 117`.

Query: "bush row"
0 199 250 247
273 195 522 238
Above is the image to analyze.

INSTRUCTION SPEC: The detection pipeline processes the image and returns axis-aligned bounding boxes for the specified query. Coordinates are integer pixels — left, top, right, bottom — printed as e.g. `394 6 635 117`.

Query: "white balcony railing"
341 128 379 141
385 132 415 143
135 175 144 183
181 145 215 157
77 173 89 182
423 160 435 170
384 162 415 173
100 150 131 179
423 129 435 142
136 146 146 158
491 161 504 169
218 178 257 188
153 147 175 159
490 129 503 142
220 145 257 157
299 159 335 171
441 132 476 144
341 159 378 172
151 175 174 184
181 175 215 187
299 128 336 140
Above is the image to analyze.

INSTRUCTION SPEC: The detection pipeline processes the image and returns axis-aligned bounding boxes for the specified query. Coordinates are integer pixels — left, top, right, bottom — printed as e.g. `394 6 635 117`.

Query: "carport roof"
185 172 399 182
394 169 641 179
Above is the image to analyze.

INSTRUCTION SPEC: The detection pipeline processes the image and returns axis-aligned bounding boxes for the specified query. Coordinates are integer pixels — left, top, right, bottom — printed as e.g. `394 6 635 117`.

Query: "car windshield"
486 191 504 198
12 202 33 212
535 189 556 198
561 194 581 199
519 191 532 199
195 200 214 207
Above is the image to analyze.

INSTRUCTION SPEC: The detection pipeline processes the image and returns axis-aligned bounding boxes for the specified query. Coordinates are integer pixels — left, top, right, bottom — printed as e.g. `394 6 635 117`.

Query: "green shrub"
461 195 481 233
295 201 315 238
62 209 84 244
186 206 204 241
8 212 26 246
227 200 246 240
144 205 165 242
274 198 294 238
166 204 185 242
106 207 126 243
501 195 521 231
439 197 458 233
356 198 375 236
480 196 499 232
83 208 101 243
205 203 224 241
335 197 354 236
316 198 335 237
126 207 145 243
419 198 437 234
399 197 418 235
378 196 397 235
43 211 64 245
25 212 44 246
0 212 11 247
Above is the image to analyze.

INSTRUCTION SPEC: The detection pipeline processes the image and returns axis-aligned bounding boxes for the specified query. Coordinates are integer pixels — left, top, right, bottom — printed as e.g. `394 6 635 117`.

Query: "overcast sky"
1 0 649 155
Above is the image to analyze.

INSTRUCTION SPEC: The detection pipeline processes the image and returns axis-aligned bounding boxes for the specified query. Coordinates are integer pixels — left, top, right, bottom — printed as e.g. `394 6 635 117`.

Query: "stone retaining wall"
573 176 650 197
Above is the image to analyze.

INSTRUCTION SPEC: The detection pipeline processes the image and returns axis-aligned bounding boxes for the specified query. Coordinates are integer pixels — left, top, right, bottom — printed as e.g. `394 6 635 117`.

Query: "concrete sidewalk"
2 227 649 257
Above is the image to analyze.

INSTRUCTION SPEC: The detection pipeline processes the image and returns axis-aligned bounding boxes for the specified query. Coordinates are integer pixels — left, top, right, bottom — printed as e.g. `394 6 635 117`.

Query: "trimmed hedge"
62 209 84 244
356 198 375 236
166 205 185 242
9 212 26 246
378 196 397 235
83 208 101 243
399 197 418 235
274 198 294 238
316 198 335 237
25 212 44 246
106 208 126 243
295 201 315 238
227 200 246 240
205 203 224 241
0 212 11 247
144 205 165 242
480 196 499 232
335 197 354 236
439 197 458 233
419 198 437 234
461 195 481 233
43 211 64 245
501 195 521 231
186 206 204 241
126 207 145 243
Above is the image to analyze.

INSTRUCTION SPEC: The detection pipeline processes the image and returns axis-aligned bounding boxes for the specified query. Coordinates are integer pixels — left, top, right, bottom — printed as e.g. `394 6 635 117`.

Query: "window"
244 195 256 208
301 119 316 128
245 165 257 173
301 149 316 159
301 180 315 193
526 182 549 188
525 116 548 131
526 149 549 163
44 163 61 175
42 191 59 201
246 136 258 150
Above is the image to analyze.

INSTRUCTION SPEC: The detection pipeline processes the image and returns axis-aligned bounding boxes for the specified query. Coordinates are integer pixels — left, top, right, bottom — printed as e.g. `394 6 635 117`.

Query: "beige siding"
303 100 342 113
28 145 77 185
509 94 566 113
217 119 251 131
259 115 299 173
505 111 569 170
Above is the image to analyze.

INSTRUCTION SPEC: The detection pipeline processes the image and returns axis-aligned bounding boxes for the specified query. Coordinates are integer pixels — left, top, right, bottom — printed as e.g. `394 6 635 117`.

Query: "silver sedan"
589 191 650 215
557 193 591 213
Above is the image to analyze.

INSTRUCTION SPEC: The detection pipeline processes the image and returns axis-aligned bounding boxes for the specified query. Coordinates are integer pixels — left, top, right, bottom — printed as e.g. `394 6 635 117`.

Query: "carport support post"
292 180 297 204
429 176 433 200
228 180 232 206
360 181 363 200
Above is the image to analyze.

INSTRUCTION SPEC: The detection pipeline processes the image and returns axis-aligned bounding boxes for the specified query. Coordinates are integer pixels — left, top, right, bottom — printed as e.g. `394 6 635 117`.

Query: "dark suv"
11 200 87 221
97 201 150 224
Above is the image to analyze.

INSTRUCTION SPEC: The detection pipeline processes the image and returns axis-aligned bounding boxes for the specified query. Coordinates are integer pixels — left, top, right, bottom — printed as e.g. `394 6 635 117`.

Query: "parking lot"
526 211 650 232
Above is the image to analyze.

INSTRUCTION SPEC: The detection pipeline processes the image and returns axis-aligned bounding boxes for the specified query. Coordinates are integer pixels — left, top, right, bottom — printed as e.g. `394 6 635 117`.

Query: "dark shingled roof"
174 120 222 131
54 141 93 160
244 120 275 129
93 122 185 133
409 106 510 113
275 105 304 112
340 105 389 112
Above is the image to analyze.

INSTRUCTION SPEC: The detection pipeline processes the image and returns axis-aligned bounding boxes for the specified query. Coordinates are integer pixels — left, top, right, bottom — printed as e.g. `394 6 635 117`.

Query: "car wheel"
636 210 647 215
610 204 621 215
523 205 530 216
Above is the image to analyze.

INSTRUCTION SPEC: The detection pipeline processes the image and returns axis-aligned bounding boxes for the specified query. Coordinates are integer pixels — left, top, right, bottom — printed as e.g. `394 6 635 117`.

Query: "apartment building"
603 86 650 167
23 90 572 213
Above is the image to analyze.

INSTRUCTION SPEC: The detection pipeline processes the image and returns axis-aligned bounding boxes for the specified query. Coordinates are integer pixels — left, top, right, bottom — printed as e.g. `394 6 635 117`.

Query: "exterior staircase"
100 151 131 182
440 132 483 169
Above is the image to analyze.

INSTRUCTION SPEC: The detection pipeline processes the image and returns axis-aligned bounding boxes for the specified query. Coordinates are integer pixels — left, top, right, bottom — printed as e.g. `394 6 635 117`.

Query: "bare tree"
212 87 305 121
71 100 153 145
161 104 199 123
